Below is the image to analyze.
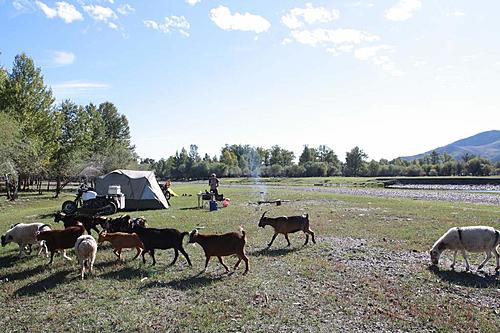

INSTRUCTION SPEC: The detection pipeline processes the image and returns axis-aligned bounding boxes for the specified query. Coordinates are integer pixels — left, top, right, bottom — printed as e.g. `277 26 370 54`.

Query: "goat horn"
260 211 268 220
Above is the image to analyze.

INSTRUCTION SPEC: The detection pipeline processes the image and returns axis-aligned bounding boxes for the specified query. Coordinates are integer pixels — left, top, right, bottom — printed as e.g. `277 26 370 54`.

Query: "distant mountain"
401 130 500 162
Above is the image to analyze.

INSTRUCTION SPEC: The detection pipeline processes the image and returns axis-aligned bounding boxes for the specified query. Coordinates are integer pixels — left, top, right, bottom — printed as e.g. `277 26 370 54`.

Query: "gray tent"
95 170 168 210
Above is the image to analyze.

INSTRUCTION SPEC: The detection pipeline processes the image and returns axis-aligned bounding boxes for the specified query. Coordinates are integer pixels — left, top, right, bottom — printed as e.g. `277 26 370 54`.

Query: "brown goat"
36 225 85 264
188 228 249 275
258 211 315 247
97 231 144 261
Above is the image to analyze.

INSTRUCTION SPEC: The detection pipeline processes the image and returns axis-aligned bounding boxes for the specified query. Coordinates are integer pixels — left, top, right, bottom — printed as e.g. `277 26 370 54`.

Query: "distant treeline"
141 145 500 179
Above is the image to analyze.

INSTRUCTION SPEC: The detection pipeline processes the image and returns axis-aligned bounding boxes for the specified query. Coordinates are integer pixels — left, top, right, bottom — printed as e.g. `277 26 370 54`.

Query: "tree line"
141 144 500 180
0 53 136 199
1 53 499 201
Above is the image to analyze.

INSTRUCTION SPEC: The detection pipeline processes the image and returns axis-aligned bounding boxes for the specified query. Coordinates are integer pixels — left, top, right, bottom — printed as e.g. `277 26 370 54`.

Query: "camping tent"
95 170 168 210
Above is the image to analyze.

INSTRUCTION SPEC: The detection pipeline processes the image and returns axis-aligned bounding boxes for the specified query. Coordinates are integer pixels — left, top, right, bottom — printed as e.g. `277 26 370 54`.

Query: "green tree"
1 53 57 189
51 100 95 197
299 145 317 164
344 147 368 177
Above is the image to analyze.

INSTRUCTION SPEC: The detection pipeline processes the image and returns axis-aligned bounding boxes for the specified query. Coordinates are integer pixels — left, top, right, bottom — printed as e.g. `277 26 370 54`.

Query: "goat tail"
239 226 246 238
38 224 51 232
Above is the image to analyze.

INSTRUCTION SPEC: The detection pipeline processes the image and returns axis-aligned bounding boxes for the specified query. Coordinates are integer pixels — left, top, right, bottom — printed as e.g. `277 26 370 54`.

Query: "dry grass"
0 183 499 332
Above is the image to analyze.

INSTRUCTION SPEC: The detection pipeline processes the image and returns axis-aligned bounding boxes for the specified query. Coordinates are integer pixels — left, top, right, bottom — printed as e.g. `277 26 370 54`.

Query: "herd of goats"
1 209 500 280
0 211 315 279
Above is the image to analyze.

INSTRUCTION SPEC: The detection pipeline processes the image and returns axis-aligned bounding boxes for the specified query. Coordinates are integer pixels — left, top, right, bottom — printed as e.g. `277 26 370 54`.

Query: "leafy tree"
299 145 317 164
269 145 295 167
98 102 131 149
1 53 57 189
344 147 368 176
51 100 95 197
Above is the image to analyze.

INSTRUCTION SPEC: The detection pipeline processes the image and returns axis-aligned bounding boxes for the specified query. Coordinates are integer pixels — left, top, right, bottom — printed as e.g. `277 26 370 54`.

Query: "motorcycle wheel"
102 202 117 216
62 201 78 214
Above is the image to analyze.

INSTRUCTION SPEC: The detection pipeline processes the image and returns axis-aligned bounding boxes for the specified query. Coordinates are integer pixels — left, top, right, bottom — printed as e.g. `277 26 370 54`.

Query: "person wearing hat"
209 173 220 196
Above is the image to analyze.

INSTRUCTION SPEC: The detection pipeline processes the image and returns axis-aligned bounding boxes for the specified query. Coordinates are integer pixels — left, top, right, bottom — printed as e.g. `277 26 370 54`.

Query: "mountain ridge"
401 130 500 162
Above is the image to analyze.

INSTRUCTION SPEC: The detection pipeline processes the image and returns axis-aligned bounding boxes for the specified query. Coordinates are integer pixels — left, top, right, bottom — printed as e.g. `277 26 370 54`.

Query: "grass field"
1 182 499 332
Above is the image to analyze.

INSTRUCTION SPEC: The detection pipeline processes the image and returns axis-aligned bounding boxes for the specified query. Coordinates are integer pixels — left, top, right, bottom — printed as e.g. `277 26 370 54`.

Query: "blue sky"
1 0 499 161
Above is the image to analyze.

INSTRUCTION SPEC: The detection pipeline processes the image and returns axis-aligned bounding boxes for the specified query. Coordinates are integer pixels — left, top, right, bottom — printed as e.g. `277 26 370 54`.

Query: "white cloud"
117 4 135 16
51 81 110 97
281 3 340 29
210 6 271 33
384 0 421 21
290 28 379 47
108 22 119 30
35 1 83 23
52 51 75 66
185 0 201 6
448 10 465 17
354 45 403 76
354 45 391 60
13 0 34 11
83 5 117 22
144 16 190 36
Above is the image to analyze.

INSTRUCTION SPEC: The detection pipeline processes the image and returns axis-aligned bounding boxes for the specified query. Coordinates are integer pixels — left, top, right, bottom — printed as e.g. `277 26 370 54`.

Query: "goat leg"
204 256 211 272
243 255 249 275
477 251 492 270
451 251 457 270
460 249 470 271
179 247 192 266
234 257 242 270
217 256 229 272
268 233 278 248
48 251 55 265
169 249 179 266
141 249 148 264
304 233 309 246
284 234 291 247
150 249 156 266
132 247 142 260
494 248 500 271
310 230 316 244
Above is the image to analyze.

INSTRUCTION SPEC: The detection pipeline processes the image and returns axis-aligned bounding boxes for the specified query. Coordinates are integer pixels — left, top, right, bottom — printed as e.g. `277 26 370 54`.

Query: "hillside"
401 130 500 162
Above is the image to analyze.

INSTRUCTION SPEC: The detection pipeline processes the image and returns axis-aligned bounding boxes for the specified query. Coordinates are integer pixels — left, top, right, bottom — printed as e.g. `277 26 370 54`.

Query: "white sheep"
430 226 500 271
74 235 97 279
1 223 51 257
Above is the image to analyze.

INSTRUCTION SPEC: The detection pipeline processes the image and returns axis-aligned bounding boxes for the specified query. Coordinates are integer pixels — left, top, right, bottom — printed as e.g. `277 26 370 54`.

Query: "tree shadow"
0 264 46 281
427 265 500 288
99 266 146 280
0 254 31 269
249 246 303 257
14 269 72 297
140 272 224 291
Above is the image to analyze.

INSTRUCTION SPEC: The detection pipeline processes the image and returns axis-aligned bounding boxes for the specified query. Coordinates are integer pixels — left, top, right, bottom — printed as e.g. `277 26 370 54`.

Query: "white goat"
1 223 51 257
430 226 500 271
74 235 97 279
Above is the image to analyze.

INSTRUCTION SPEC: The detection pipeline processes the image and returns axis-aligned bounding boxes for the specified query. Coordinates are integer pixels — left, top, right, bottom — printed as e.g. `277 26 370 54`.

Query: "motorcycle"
61 184 118 216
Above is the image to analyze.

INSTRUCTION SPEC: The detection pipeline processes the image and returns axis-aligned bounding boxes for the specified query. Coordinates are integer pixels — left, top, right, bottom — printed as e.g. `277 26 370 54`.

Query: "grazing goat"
99 215 147 233
75 235 98 279
258 211 316 247
97 231 144 261
131 225 191 267
1 223 51 257
54 212 101 235
430 226 500 271
36 225 85 264
188 228 249 274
